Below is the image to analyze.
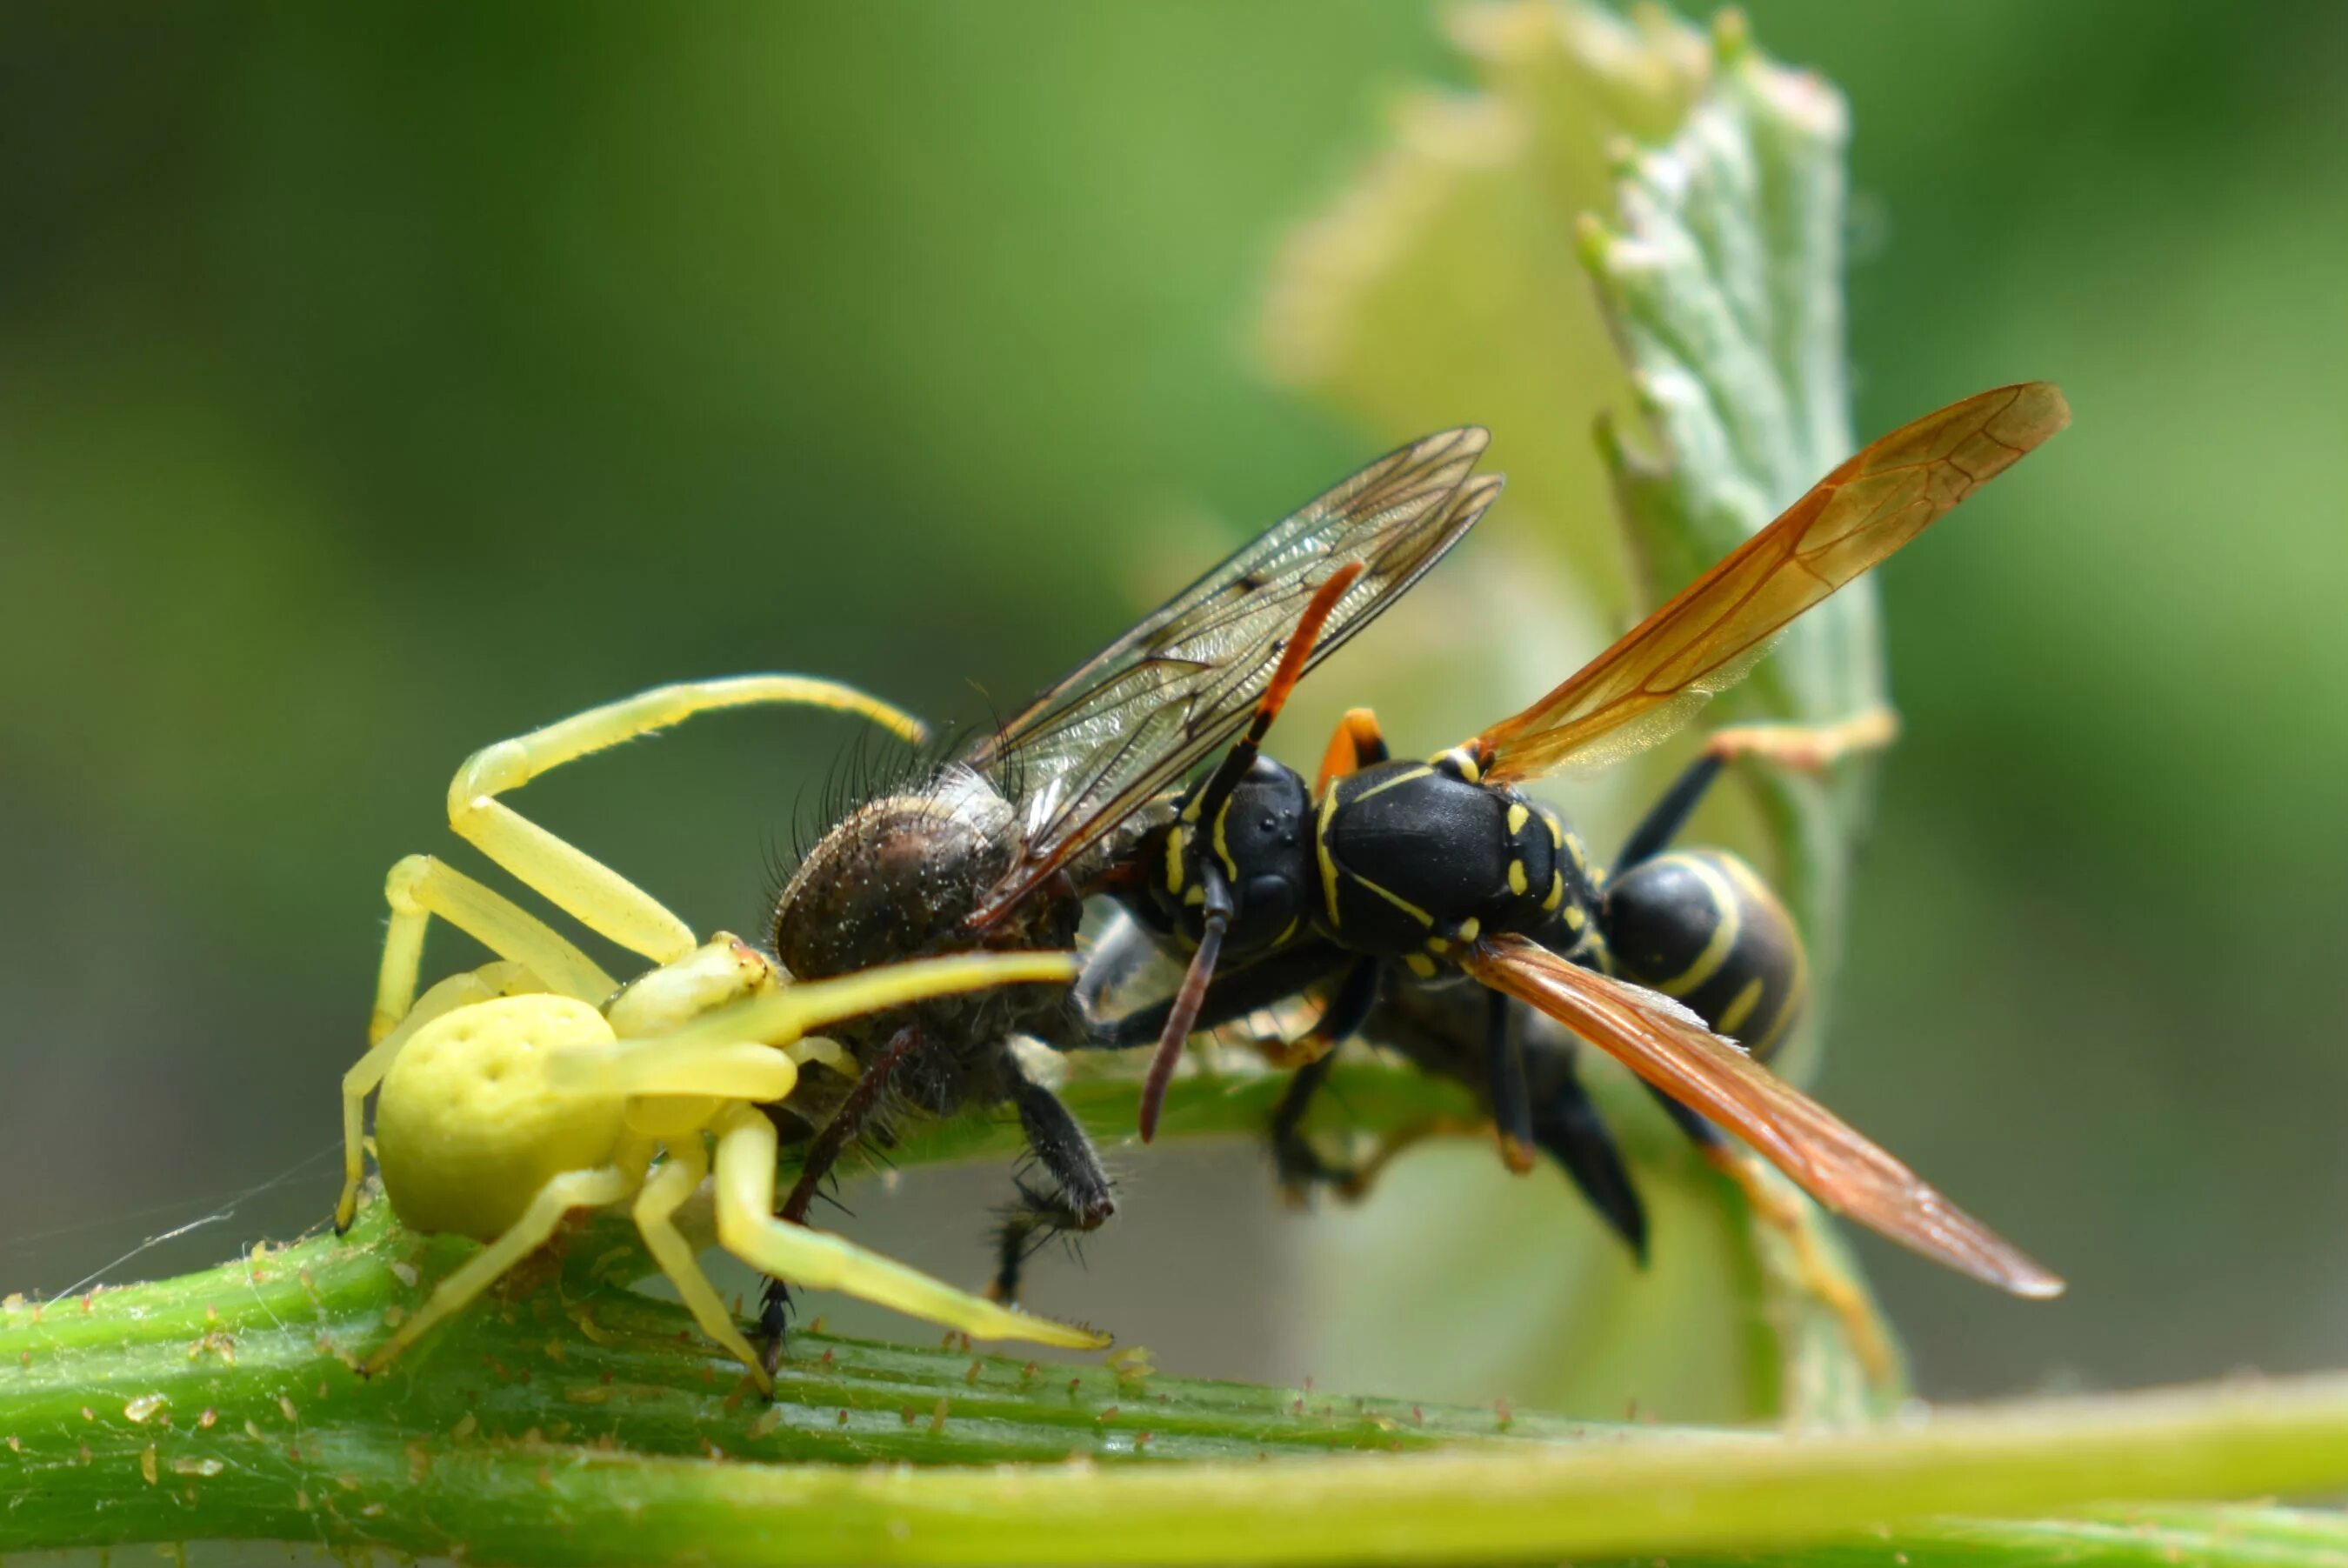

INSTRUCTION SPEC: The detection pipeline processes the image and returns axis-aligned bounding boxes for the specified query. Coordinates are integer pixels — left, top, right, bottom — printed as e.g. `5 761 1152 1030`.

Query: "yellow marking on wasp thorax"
1717 975 1767 1040
1349 871 1435 928
1426 745 1482 784
1505 802 1530 837
1542 811 1564 850
1164 825 1187 894
1180 795 1203 824
1184 884 1205 908
1211 797 1238 880
1507 859 1528 896
1404 953 1439 980
1456 917 1480 943
1316 789 1342 926
1542 870 1565 913
1562 903 1584 932
1425 936 1451 955
1273 916 1299 948
1652 854 1741 1000
1564 832 1590 875
1351 764 1435 804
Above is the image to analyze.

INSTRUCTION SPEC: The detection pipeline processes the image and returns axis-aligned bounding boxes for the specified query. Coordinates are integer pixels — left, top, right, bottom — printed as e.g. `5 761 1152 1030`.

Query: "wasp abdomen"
1599 849 1807 1058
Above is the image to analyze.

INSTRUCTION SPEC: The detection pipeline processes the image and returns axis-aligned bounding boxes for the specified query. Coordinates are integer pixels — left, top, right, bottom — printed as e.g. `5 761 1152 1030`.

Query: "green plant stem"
10 1061 2348 1566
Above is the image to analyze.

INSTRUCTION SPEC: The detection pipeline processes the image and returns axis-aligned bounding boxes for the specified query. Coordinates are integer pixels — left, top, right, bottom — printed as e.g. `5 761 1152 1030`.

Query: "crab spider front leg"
443 676 925 965
709 1104 1109 1352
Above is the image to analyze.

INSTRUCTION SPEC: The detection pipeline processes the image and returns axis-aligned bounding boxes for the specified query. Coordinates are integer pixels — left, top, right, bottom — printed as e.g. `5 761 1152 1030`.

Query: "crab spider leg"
364 1164 636 1375
338 963 544 1231
585 951 1084 1064
444 677 926 966
630 1144 770 1386
710 1104 1109 1351
373 855 616 1044
569 1038 802 1103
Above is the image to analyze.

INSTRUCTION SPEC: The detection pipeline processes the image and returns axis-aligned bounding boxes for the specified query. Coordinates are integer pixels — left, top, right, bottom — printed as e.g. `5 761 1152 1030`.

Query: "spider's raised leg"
442 677 923 965
710 1104 1108 1352
371 856 615 1044
364 1164 635 1375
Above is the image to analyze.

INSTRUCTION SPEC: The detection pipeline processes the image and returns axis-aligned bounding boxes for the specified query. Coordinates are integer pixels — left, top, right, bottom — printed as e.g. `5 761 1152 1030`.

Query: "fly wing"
1473 384 2069 784
966 431 1501 925
1462 932 2063 1298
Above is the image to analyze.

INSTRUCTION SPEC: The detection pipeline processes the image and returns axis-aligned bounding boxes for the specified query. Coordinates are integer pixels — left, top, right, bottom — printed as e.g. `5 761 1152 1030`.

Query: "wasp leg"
1486 991 1539 1175
1264 955 1381 1071
1704 706 1898 773
444 677 922 966
1529 1045 1648 1263
1644 1085 1897 1385
1265 957 1384 1194
1268 1050 1352 1202
1314 705 1391 795
1091 939 1353 1049
1616 709 1899 871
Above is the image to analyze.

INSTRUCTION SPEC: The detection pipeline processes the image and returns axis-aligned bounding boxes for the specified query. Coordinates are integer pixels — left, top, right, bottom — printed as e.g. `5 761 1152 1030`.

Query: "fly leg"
758 1021 924 1374
988 1058 1115 1304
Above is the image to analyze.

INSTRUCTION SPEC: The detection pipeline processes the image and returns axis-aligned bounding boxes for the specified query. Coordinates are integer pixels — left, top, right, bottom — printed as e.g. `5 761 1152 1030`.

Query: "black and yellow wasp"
1089 384 2073 1321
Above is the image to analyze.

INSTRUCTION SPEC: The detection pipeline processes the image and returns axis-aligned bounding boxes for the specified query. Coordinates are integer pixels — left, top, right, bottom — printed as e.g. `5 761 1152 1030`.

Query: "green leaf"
1579 7 1873 1093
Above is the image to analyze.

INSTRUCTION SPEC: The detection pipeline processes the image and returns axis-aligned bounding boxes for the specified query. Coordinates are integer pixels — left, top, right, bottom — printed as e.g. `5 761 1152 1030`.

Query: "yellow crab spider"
336 677 1109 1389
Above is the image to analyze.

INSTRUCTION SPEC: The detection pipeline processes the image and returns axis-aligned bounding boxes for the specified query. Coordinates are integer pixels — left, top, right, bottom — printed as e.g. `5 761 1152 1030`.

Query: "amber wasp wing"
967 428 1503 927
1471 383 2071 784
1463 933 2062 1295
1457 384 2071 1295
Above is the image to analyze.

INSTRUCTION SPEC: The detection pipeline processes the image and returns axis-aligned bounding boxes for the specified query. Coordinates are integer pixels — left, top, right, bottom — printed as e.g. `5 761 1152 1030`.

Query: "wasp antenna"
1138 911 1226 1143
1138 859 1242 1143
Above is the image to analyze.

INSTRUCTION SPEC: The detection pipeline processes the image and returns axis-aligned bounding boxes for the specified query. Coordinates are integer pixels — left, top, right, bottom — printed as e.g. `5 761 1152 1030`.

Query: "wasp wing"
1462 932 2063 1298
1474 384 2069 785
966 430 1501 925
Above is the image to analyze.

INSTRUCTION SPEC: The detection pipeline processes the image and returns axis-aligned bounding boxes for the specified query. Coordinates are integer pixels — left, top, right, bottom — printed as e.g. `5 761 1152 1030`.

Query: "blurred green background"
4 3 2345 1411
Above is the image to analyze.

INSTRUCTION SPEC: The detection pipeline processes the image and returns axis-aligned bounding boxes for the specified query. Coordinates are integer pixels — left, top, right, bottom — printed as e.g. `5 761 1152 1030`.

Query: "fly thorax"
772 771 1023 982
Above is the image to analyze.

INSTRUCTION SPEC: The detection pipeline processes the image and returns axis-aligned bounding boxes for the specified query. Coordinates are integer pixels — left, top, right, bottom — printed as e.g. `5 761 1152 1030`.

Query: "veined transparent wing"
967 430 1501 927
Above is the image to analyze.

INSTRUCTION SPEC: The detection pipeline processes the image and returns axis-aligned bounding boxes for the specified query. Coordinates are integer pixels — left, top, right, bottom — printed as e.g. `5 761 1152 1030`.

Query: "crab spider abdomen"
375 994 625 1240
